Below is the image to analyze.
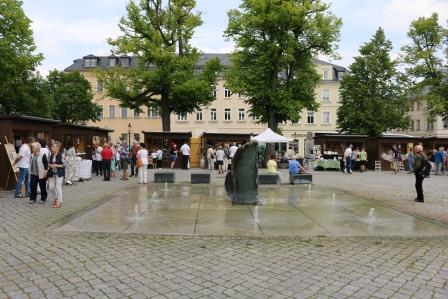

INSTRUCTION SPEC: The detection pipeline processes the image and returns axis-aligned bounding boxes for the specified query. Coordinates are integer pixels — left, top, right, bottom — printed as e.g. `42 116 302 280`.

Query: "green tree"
100 0 221 131
47 70 101 124
0 0 44 115
401 13 448 118
224 0 342 132
337 28 410 136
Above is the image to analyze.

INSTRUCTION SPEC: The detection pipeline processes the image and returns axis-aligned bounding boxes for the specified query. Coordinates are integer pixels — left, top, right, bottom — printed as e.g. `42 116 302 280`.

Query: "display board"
4 143 19 173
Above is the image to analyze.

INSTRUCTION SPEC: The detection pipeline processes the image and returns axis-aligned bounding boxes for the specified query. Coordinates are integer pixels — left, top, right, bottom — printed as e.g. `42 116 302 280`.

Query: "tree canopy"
47 70 101 124
99 0 221 131
0 0 44 116
337 28 410 136
401 13 448 119
224 0 342 132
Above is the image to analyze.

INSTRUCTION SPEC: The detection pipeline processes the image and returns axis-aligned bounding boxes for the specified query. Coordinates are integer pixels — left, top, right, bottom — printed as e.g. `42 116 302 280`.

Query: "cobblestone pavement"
0 173 448 298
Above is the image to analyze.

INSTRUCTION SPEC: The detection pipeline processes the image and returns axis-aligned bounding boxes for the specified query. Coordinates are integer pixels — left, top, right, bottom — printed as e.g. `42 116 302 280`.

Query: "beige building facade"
65 54 346 156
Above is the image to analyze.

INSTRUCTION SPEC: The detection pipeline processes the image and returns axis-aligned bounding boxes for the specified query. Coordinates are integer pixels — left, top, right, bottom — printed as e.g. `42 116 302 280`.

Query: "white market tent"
252 128 291 143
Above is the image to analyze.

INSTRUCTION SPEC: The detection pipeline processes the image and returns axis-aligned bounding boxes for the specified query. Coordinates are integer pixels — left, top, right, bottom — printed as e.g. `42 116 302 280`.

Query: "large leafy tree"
0 0 44 115
224 0 342 132
337 28 410 136
47 70 101 124
401 13 448 118
100 0 221 131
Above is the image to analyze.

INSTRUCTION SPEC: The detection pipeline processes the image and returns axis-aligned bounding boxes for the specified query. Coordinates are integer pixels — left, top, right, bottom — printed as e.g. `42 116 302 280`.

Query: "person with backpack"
413 144 429 203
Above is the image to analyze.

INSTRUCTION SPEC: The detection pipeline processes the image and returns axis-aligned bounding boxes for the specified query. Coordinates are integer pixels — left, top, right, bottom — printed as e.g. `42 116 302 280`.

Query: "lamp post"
128 123 132 146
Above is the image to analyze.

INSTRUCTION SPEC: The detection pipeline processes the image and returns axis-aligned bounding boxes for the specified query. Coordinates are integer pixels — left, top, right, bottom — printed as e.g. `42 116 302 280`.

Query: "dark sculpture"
225 142 258 204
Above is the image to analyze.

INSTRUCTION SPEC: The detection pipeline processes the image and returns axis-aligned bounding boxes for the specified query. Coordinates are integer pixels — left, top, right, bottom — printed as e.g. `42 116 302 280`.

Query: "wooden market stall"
365 134 420 170
143 131 192 168
420 137 448 153
313 133 368 159
0 115 113 190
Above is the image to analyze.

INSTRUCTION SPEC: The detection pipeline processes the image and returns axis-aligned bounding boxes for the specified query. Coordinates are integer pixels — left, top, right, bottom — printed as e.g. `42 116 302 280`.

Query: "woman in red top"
101 143 114 181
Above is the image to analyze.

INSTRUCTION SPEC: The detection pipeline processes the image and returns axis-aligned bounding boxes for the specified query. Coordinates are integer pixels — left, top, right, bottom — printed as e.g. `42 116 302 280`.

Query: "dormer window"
83 58 97 68
120 57 130 68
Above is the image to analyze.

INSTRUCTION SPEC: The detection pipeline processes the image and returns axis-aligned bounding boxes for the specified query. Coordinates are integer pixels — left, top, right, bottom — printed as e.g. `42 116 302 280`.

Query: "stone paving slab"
0 173 448 298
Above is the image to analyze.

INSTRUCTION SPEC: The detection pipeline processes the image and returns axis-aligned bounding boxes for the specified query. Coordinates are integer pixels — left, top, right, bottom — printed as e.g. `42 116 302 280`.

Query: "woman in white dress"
137 143 149 184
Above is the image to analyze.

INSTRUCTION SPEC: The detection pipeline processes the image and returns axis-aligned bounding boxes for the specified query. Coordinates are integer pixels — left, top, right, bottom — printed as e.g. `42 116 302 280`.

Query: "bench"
191 172 211 184
154 171 175 183
289 173 313 185
258 174 279 185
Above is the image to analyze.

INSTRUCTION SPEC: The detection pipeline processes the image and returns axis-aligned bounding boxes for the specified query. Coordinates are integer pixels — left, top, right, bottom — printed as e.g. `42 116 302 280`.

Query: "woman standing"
65 143 77 185
29 142 48 204
48 141 65 208
170 144 177 169
119 141 130 181
137 143 149 184
111 143 117 178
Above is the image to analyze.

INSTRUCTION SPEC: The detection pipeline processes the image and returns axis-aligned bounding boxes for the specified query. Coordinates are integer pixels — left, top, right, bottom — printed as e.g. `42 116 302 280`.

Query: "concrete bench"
258 174 279 185
154 171 175 183
191 172 211 184
289 173 313 185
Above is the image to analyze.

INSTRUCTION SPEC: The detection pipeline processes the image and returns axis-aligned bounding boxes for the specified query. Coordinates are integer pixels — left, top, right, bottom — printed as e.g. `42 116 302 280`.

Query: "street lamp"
128 123 132 146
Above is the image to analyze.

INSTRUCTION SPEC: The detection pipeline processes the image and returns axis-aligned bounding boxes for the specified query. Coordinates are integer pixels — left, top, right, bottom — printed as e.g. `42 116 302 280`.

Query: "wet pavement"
57 184 448 237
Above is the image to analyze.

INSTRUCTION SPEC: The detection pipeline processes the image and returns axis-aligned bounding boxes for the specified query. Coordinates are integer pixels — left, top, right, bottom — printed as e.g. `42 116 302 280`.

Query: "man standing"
434 147 445 175
13 137 31 198
344 144 353 174
359 148 367 173
413 145 428 203
101 143 113 181
407 148 414 174
180 141 190 170
130 141 139 177
229 143 238 170
93 143 103 176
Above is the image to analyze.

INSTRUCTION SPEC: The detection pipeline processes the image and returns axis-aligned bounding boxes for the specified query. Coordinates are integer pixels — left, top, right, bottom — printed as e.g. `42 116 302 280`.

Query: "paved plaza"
1 170 448 298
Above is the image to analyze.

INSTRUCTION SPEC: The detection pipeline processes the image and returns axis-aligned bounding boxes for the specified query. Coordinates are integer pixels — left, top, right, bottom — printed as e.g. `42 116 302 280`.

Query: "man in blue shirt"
288 156 307 174
434 147 446 175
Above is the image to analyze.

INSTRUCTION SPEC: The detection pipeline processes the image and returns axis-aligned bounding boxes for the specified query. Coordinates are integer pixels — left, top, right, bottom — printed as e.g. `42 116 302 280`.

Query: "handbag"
136 158 143 168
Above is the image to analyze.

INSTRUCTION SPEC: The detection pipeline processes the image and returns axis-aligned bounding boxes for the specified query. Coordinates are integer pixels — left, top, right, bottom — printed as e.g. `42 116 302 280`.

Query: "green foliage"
100 0 220 131
47 70 101 124
401 13 448 119
224 0 342 131
0 0 44 115
337 28 410 137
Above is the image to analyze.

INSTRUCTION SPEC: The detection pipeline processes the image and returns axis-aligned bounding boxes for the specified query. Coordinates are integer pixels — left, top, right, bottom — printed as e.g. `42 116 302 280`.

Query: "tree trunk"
265 109 278 165
160 93 171 132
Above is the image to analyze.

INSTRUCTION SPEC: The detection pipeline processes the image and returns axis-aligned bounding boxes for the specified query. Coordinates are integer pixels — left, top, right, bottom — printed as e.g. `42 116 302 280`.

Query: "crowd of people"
206 143 239 174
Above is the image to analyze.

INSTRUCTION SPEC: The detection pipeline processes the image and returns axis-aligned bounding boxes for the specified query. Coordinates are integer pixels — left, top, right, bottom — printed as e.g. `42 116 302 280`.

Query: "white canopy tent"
252 128 291 143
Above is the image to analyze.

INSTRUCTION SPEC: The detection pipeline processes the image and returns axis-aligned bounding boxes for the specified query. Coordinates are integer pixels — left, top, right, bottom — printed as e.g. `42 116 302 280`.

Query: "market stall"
143 131 192 168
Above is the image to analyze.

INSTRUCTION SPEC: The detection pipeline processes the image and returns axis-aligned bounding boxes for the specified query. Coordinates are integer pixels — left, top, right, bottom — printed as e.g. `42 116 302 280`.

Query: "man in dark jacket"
413 145 428 203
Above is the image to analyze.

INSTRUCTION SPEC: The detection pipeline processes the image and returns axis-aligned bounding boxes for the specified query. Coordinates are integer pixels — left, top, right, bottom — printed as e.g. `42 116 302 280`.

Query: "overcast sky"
22 0 448 75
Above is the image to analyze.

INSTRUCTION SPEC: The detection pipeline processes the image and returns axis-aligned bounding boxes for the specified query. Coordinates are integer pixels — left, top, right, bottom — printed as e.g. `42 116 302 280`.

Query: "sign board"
4 143 19 173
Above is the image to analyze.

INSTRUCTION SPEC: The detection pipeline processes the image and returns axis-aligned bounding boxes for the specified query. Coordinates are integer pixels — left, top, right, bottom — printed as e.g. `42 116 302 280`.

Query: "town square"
1 0 448 298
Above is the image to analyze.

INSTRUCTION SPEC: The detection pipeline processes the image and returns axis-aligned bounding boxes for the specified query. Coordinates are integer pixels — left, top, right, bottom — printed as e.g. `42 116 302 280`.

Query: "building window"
224 89 231 98
83 58 97 68
121 108 128 119
109 58 117 67
252 114 257 121
99 105 103 118
322 89 330 102
238 108 245 121
238 93 244 98
134 133 140 142
323 70 329 80
416 120 420 131
196 109 203 121
96 80 104 92
213 86 217 99
177 112 187 121
443 117 448 129
411 120 414 130
133 110 140 118
427 119 434 130
322 112 330 124
121 134 127 141
417 101 421 111
224 108 231 121
109 105 115 119
307 111 315 124
121 57 130 68
148 107 159 118
210 108 217 121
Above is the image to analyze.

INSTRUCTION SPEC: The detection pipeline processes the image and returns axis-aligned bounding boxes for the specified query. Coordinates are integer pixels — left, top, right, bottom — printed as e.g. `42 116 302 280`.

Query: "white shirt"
16 144 31 168
137 149 149 165
151 152 158 159
229 145 238 158
156 149 163 160
216 149 225 161
180 144 190 155
344 148 352 158
94 146 103 161
41 147 50 159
